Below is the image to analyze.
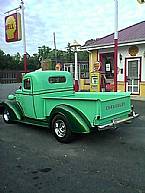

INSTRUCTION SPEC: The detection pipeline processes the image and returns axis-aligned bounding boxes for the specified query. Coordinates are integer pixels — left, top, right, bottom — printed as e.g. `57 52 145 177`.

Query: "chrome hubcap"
54 120 66 138
4 110 10 121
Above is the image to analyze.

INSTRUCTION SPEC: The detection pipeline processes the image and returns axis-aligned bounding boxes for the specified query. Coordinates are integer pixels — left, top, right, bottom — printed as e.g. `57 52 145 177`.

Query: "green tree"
13 52 23 70
0 49 6 69
0 50 19 70
19 53 40 71
0 45 88 71
38 45 51 60
78 51 89 62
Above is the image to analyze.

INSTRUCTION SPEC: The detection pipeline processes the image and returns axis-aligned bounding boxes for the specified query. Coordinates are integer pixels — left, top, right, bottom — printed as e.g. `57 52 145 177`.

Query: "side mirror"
19 85 22 89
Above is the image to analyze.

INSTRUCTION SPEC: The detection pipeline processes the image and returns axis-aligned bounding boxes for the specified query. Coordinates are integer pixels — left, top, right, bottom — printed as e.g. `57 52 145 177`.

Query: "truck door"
21 77 36 118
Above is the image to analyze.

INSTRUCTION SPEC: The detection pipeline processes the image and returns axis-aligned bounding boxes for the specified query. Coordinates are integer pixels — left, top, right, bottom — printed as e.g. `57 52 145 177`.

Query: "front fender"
2 99 23 121
49 104 91 133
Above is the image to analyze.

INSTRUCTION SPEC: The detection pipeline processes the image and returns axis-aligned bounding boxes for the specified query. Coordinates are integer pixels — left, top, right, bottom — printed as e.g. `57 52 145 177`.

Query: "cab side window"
49 76 66 83
24 78 31 90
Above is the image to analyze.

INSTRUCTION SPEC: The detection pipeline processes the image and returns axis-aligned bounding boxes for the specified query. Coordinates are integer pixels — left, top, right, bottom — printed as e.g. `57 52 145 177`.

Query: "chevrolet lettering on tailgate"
106 102 125 110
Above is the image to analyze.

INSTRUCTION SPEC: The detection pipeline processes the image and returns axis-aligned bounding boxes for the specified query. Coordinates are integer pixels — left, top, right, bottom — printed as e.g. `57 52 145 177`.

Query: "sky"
0 0 145 56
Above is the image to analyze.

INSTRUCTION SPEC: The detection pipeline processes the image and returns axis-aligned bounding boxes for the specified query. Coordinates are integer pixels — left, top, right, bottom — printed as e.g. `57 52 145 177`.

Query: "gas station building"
80 21 145 97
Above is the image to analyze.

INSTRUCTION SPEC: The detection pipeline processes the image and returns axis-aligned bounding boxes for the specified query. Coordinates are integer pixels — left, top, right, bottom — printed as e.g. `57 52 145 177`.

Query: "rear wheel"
3 107 13 124
52 114 73 143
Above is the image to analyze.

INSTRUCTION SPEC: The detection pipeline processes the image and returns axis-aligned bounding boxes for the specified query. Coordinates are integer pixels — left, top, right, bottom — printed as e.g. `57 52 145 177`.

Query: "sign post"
20 0 27 73
114 0 118 92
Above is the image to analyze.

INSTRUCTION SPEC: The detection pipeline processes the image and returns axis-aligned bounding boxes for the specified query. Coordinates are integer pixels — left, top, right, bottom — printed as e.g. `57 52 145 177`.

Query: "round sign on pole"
137 0 145 4
93 61 101 72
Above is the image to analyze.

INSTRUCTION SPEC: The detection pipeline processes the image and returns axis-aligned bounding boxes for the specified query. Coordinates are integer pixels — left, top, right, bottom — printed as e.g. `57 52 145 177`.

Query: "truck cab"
16 71 74 119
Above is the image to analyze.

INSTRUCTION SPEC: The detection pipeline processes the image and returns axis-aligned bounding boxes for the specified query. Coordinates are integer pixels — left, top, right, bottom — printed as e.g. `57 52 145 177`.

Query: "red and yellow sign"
93 61 101 72
5 13 22 42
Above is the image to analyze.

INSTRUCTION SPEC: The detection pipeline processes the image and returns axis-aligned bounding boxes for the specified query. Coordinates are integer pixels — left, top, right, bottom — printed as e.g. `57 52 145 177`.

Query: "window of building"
80 63 89 79
49 76 66 83
24 78 31 90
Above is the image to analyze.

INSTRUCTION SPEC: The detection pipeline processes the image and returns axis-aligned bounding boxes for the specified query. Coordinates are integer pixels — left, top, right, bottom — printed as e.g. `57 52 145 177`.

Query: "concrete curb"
131 96 145 101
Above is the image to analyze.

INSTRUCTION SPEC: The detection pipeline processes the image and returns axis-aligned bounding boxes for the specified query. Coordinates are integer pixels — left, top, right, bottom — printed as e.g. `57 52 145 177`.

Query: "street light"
70 40 81 92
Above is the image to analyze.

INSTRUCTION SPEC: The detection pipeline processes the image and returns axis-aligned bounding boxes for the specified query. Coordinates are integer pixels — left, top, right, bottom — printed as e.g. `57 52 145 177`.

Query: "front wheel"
3 107 13 124
51 114 73 143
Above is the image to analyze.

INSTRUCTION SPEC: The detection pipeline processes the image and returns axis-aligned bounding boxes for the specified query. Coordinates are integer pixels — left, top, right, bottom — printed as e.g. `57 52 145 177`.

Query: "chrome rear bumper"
98 111 139 130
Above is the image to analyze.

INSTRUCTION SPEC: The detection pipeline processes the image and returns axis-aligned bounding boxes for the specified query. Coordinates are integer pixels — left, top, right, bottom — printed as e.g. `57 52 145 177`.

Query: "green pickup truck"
2 71 138 143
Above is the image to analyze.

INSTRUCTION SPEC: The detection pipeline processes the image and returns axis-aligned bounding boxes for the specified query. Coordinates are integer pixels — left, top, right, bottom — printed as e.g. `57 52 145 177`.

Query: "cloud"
1 0 145 55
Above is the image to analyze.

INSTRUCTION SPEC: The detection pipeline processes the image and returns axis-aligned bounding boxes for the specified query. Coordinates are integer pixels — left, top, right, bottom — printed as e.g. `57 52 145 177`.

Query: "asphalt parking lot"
0 100 145 193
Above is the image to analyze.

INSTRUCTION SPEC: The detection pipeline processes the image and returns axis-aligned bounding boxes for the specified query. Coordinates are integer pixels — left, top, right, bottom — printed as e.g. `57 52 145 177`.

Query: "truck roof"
23 70 74 93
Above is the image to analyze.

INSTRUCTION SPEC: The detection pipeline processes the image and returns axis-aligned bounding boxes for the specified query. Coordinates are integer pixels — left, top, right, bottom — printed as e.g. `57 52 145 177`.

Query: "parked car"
2 71 139 143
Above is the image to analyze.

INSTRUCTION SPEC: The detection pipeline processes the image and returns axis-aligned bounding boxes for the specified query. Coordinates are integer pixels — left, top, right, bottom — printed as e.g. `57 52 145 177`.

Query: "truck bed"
43 92 132 128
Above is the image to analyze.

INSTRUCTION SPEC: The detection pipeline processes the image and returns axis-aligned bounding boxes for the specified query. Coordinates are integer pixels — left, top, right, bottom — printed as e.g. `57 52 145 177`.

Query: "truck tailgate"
94 95 132 126
100 96 131 118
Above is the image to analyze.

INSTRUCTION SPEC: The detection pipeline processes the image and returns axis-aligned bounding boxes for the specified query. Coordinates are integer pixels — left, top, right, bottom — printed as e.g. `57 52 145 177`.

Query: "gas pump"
90 71 101 92
90 61 101 92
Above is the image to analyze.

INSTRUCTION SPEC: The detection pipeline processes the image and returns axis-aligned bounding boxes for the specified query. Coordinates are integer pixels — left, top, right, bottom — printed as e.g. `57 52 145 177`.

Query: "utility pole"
53 32 57 64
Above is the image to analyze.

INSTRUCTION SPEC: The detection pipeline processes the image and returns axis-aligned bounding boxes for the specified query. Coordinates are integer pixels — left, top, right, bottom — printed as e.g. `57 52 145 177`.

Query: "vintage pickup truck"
2 71 138 143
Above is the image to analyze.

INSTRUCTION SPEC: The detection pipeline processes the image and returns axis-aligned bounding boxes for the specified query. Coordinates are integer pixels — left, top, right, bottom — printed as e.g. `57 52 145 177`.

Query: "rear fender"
49 104 91 133
2 100 23 121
